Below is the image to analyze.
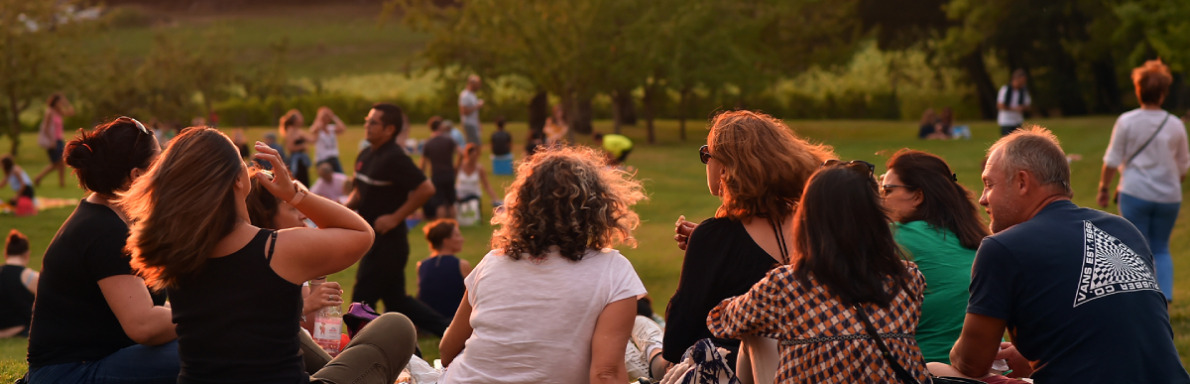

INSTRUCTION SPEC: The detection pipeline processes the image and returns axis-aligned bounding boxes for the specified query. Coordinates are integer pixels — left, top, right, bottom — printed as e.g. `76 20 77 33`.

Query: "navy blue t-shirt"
969 200 1189 383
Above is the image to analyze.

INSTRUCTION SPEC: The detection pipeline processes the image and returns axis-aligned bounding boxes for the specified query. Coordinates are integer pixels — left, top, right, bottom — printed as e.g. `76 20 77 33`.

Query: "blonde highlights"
490 146 645 261
122 127 245 290
708 110 835 220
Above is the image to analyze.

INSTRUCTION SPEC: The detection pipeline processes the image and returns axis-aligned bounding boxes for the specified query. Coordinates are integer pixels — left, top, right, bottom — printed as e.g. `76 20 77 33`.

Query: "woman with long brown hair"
667 110 834 382
881 149 988 363
123 127 415 383
708 161 930 382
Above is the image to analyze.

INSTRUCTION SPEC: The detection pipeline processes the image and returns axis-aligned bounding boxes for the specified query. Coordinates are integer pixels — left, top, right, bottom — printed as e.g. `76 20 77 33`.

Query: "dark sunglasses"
699 145 712 164
880 184 915 196
822 159 875 175
117 116 151 135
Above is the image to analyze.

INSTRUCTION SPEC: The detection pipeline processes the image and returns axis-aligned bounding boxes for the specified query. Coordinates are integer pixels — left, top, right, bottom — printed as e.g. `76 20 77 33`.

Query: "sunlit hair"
64 118 159 196
886 149 988 249
707 110 835 220
987 125 1070 196
490 146 645 262
1132 59 1172 105
792 165 910 307
246 177 280 229
424 218 458 251
123 127 245 290
6 229 29 257
278 109 303 137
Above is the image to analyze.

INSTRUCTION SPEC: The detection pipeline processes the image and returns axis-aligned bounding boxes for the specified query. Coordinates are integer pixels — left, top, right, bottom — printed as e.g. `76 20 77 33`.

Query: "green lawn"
3 116 1190 381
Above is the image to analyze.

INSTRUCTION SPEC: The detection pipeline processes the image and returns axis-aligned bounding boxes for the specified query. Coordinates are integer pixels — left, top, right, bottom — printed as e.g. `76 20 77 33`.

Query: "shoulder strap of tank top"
266 230 278 262
769 216 790 265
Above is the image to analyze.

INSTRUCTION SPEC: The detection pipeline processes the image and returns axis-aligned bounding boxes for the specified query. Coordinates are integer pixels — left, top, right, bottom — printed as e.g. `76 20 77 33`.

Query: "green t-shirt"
892 220 975 364
601 134 633 157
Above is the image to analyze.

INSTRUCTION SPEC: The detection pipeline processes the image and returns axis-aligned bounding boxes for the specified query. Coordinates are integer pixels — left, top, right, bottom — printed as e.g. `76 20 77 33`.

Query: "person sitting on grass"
1 229 37 338
593 132 634 167
123 127 415 383
417 218 472 319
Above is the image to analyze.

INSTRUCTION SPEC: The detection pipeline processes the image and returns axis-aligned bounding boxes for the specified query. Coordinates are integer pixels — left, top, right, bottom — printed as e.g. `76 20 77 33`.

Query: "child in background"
417 219 472 319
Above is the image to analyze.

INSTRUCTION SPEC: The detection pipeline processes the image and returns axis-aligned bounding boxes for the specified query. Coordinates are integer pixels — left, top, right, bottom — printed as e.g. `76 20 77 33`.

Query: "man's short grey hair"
987 125 1071 195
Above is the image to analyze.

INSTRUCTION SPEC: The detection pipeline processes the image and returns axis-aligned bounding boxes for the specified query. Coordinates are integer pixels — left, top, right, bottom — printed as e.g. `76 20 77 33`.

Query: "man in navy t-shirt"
938 126 1190 383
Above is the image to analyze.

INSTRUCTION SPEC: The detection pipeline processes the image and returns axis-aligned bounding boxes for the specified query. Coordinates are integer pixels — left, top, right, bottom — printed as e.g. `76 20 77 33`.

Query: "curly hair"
490 145 645 262
708 110 835 220
122 127 244 290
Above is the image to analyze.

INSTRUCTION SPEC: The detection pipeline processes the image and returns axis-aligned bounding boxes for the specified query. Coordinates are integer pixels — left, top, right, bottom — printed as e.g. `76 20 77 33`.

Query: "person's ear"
911 189 924 208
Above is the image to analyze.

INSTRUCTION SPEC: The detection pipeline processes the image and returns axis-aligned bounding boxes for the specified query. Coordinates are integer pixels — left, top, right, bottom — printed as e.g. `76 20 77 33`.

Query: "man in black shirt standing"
347 103 449 335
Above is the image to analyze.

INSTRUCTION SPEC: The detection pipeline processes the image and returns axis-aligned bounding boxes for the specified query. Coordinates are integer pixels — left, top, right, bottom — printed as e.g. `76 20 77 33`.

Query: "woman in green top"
881 149 989 364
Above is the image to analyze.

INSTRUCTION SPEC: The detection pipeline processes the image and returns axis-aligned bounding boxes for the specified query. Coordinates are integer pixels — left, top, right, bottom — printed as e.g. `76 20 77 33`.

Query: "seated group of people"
7 98 1189 384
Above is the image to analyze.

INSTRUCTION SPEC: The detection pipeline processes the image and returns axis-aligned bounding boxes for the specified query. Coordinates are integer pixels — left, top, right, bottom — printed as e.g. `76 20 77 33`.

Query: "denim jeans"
28 340 180 383
1119 193 1181 301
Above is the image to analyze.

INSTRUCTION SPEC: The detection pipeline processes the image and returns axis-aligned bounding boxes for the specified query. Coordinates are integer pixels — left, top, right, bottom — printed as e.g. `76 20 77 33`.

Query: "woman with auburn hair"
122 127 416 383
280 109 313 187
708 161 930 383
881 149 988 363
26 117 178 383
668 110 834 382
438 145 647 384
1097 59 1190 302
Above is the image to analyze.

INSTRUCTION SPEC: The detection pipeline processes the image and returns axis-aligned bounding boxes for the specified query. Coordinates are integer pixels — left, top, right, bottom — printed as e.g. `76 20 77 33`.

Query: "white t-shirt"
459 89 480 128
315 125 339 162
1103 108 1190 203
440 248 646 384
996 85 1031 126
310 172 349 203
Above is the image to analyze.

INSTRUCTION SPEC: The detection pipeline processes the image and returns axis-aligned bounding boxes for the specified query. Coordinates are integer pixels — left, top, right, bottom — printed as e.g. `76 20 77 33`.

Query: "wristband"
288 181 308 206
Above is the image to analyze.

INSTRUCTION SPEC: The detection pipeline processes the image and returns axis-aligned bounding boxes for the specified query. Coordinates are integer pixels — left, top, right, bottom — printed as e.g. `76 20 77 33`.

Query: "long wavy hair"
886 149 988 249
707 110 834 221
123 127 245 290
792 165 910 307
490 145 645 262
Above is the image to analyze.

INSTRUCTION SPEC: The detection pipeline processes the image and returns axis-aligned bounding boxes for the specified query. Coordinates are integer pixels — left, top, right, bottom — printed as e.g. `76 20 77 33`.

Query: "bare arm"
949 313 1008 378
99 275 176 346
459 259 472 277
590 297 635 384
478 168 497 201
375 180 434 235
21 268 38 295
439 292 474 366
344 187 359 210
1097 164 1118 208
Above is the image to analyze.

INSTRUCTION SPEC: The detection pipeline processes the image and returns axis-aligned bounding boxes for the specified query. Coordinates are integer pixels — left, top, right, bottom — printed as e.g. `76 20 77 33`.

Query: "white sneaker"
632 315 665 360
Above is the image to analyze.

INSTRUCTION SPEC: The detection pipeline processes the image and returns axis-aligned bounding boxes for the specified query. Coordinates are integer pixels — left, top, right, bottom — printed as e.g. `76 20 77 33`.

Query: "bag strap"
853 305 921 384
768 216 790 265
1125 113 1172 167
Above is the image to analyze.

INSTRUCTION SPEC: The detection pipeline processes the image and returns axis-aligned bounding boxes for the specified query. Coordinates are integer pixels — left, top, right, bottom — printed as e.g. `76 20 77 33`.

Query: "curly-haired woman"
438 145 648 384
667 110 834 382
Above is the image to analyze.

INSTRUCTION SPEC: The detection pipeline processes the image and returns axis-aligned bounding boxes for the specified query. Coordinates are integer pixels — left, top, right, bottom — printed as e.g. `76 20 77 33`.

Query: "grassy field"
2 115 1190 380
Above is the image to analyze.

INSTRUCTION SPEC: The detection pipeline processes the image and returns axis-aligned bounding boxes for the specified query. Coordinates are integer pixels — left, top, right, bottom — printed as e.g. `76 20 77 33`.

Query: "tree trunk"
611 91 623 134
5 92 23 156
960 49 997 120
612 89 636 130
1049 48 1087 116
642 85 657 145
528 90 548 134
570 95 593 136
677 88 691 142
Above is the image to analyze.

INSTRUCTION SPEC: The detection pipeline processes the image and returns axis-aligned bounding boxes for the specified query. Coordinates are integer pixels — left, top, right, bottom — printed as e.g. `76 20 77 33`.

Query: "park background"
2 0 1190 380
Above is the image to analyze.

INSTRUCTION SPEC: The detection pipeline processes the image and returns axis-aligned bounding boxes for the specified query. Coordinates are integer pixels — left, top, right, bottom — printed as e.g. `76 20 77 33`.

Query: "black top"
422 135 457 182
490 130 512 156
170 229 306 384
354 141 427 231
27 200 167 368
0 265 34 331
663 217 780 364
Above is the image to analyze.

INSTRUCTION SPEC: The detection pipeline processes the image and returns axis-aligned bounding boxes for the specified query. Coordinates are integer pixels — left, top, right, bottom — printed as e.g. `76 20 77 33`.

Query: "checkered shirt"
707 261 930 383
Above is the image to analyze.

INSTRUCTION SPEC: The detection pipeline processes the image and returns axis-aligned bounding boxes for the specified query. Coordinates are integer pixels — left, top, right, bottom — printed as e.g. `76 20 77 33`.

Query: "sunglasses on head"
699 145 712 164
117 116 151 136
822 159 875 175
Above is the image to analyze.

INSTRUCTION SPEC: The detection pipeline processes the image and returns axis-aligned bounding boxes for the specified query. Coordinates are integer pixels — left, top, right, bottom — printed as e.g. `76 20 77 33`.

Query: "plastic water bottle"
310 276 343 356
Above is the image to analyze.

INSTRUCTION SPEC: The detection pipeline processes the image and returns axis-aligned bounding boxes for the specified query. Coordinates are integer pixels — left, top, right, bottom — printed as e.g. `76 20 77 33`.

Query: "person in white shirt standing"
458 75 484 147
997 69 1031 136
1097 59 1190 303
312 107 347 173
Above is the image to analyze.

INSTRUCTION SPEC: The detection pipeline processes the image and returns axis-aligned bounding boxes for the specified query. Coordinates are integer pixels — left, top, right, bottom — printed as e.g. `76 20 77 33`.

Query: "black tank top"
169 229 306 384
0 264 34 330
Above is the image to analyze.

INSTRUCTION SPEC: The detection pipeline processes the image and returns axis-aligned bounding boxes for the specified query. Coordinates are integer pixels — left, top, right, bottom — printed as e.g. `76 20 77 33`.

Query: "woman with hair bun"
26 117 179 384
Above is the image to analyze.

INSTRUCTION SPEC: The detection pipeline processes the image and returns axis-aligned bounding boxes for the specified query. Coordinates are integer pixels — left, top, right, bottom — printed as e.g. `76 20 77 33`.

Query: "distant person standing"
490 118 514 175
1 229 37 338
997 69 1031 136
594 132 633 166
420 116 458 220
459 75 484 146
347 103 450 336
312 106 348 173
34 93 74 188
1097 59 1190 302
280 109 312 186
